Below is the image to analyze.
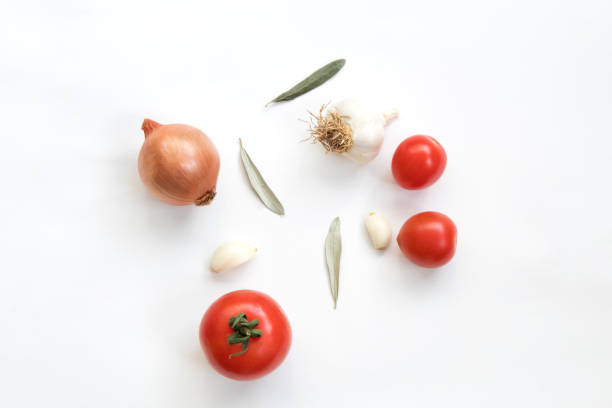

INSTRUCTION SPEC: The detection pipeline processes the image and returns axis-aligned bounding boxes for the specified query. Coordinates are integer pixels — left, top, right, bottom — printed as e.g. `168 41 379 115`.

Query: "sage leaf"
266 58 345 107
325 217 341 309
239 139 285 215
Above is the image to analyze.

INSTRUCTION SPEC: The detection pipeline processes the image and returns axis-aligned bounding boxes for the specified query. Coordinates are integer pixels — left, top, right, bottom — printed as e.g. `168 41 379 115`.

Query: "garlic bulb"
210 242 257 273
365 212 392 250
306 99 398 163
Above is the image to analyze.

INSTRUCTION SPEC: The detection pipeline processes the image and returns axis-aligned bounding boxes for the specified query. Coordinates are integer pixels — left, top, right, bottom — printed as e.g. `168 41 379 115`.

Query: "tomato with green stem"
199 290 291 381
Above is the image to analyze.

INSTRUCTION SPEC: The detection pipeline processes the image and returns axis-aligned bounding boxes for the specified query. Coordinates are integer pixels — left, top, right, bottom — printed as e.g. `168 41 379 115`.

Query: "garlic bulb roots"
306 99 398 163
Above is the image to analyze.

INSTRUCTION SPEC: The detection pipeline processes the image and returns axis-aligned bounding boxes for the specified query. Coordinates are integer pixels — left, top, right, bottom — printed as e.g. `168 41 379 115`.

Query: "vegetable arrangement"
136 58 458 381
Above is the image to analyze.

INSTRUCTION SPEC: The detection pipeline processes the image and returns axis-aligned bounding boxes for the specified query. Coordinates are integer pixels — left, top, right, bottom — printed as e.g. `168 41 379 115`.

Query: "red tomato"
391 135 447 189
199 290 291 381
397 211 457 268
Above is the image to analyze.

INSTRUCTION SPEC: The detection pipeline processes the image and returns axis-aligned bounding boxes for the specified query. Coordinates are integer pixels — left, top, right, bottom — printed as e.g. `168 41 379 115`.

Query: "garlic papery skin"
210 242 257 273
365 212 392 250
307 99 398 163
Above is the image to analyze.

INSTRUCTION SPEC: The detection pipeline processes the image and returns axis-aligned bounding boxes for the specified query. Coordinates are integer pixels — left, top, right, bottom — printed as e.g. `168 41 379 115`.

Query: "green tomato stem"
227 313 262 358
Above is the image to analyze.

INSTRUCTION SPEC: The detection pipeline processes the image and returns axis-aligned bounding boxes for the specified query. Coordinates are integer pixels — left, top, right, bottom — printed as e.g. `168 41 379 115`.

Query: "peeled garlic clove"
210 242 257 273
365 212 392 250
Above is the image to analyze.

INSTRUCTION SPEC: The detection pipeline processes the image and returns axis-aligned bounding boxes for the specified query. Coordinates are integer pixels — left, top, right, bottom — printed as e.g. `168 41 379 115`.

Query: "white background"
1 0 611 407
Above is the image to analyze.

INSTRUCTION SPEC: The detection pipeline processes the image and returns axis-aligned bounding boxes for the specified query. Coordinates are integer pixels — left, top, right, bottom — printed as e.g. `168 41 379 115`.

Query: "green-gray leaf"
325 217 341 309
266 59 345 107
239 139 285 215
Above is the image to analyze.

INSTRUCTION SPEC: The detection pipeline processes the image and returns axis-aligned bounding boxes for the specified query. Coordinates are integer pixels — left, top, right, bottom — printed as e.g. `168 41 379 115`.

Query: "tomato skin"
199 290 291 381
397 212 457 268
391 135 447 190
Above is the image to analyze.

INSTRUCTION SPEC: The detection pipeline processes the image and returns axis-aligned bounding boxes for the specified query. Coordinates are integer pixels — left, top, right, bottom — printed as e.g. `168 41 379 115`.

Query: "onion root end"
195 189 216 206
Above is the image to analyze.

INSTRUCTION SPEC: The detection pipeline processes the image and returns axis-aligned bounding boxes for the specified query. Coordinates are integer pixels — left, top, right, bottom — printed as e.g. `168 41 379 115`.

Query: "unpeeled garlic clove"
210 242 257 273
365 212 392 250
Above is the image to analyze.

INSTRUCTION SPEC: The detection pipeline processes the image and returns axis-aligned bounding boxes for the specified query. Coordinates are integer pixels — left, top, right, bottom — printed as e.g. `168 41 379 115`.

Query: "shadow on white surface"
102 155 199 237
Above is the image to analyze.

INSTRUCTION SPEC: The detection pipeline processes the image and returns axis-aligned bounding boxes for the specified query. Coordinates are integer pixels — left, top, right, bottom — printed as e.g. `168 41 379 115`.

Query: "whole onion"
138 119 220 206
